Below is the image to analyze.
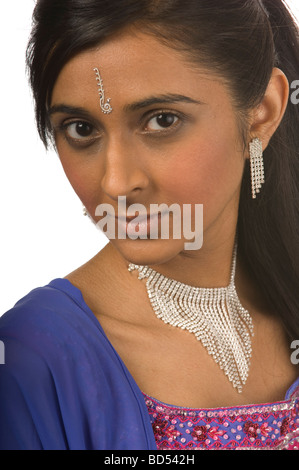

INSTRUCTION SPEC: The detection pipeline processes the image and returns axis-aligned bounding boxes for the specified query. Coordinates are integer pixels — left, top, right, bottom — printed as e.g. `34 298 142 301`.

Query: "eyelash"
55 110 185 148
141 110 183 134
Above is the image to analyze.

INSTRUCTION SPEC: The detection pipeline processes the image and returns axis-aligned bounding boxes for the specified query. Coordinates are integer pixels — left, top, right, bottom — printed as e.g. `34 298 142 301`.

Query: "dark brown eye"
146 113 179 131
66 121 94 139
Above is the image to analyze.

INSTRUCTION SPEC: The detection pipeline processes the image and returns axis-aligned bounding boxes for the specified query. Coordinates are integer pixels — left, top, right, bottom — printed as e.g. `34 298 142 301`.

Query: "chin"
110 237 185 268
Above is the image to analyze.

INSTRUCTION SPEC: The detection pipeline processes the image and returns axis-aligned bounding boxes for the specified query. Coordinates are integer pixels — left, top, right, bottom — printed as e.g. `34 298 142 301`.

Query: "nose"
100 136 150 202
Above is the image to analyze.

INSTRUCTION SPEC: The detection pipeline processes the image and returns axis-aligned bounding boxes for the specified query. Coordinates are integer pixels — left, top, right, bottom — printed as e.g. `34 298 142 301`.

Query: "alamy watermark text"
290 80 299 105
95 196 204 251
291 340 299 365
0 341 5 365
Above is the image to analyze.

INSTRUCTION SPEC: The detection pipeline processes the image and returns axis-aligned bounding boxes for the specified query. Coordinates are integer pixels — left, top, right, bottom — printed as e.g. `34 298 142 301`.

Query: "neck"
146 236 236 289
128 235 254 394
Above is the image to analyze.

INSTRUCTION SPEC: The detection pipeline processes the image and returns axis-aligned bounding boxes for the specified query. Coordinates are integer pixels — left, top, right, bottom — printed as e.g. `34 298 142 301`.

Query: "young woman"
0 0 298 450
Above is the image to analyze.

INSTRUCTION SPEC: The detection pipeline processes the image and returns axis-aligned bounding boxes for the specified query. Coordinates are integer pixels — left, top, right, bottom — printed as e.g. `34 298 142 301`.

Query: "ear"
249 68 289 151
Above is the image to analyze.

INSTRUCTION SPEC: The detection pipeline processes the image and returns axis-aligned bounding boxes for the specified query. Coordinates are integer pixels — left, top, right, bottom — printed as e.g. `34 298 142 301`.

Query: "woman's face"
50 28 246 267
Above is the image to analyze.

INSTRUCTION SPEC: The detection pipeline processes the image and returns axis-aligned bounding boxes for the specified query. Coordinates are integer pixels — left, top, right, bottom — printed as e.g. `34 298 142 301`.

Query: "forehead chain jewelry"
93 68 113 114
128 242 254 393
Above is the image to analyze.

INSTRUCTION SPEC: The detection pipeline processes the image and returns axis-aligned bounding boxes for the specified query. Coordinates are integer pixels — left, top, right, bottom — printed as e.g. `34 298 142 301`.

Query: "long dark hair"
26 0 299 341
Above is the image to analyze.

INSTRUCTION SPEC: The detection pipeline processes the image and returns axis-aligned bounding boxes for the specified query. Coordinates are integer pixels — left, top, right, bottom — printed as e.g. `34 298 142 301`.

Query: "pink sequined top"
144 381 299 450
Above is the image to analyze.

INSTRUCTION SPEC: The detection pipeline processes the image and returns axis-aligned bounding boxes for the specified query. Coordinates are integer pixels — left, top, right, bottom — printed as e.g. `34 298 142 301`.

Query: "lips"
115 213 149 222
115 212 161 238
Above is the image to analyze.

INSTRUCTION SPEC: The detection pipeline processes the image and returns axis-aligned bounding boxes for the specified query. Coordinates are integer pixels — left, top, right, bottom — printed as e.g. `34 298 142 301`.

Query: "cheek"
159 136 244 208
57 150 100 206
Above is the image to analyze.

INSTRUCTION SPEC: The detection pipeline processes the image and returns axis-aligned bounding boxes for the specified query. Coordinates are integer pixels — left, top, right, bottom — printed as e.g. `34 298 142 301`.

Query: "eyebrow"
48 105 94 119
48 94 205 118
123 94 205 112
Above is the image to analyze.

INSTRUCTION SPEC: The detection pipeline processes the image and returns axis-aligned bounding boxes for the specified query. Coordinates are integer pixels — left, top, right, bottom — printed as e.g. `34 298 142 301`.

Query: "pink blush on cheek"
163 147 218 203
161 136 242 214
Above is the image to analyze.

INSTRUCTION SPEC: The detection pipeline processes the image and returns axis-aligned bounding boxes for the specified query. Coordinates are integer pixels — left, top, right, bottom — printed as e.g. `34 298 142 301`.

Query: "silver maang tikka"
128 242 254 393
93 67 113 114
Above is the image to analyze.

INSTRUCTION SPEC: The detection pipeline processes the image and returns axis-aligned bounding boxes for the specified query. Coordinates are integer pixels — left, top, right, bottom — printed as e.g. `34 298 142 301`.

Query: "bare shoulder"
64 243 144 321
65 244 112 292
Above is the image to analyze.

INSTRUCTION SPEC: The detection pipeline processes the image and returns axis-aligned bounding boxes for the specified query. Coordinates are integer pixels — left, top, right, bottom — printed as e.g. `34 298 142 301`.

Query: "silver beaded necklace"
128 243 254 393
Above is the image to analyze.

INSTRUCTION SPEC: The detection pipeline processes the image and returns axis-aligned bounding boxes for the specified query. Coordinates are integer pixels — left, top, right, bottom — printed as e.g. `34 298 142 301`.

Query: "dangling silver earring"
83 206 88 217
249 137 265 199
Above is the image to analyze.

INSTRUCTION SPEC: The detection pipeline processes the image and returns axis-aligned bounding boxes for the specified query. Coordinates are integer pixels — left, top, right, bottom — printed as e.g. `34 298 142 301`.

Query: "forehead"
51 29 225 109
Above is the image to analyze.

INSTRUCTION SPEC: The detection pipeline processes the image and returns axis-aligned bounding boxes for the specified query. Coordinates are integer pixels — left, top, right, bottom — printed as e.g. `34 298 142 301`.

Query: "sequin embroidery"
144 386 299 450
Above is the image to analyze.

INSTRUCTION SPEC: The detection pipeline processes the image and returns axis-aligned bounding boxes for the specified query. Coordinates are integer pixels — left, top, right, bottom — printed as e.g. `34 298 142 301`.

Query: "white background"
1 1 299 315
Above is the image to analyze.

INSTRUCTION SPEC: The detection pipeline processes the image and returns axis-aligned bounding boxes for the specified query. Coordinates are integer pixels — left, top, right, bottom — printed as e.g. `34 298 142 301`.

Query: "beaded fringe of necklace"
128 244 254 393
